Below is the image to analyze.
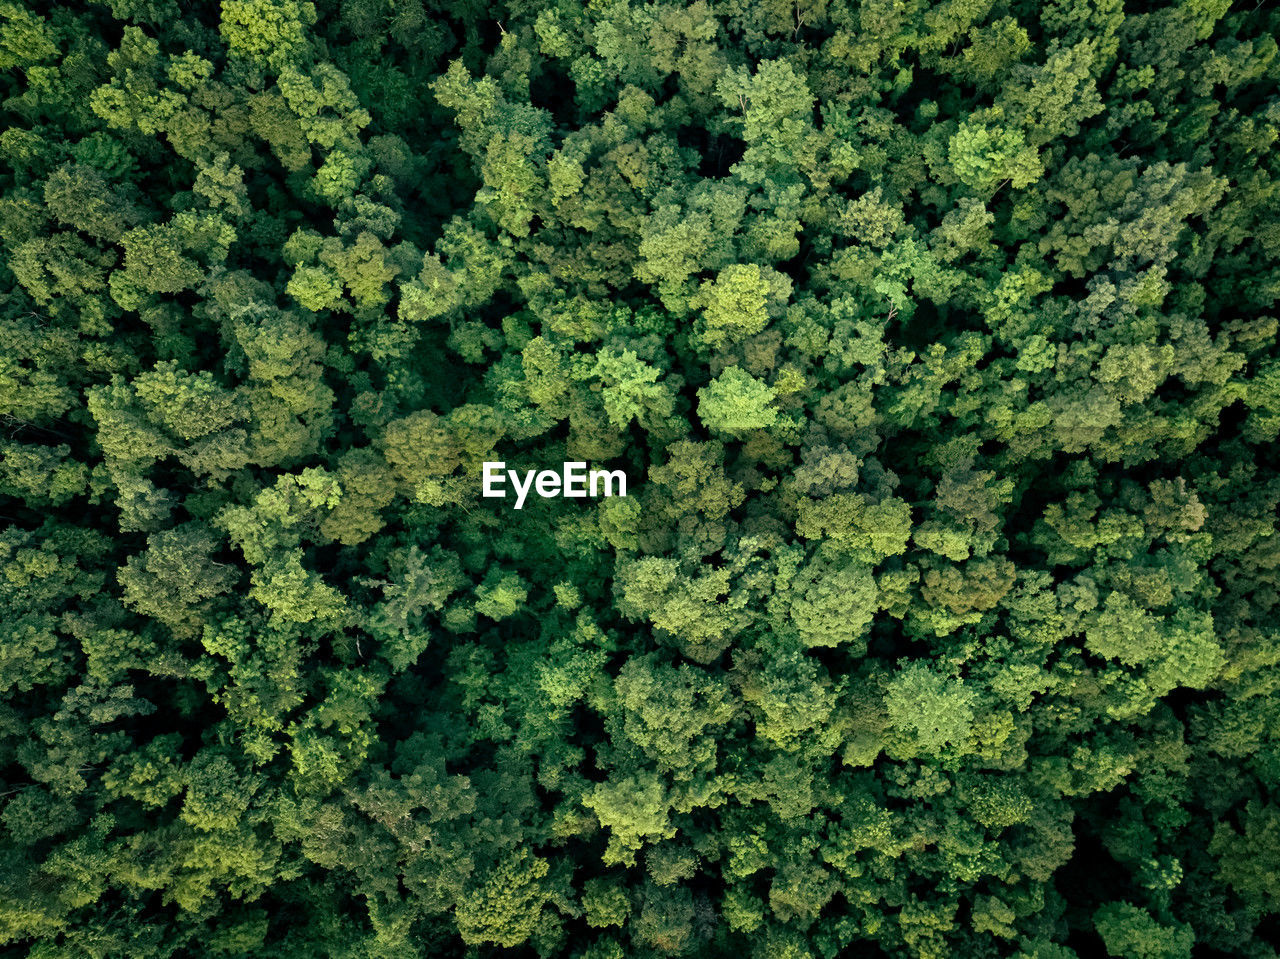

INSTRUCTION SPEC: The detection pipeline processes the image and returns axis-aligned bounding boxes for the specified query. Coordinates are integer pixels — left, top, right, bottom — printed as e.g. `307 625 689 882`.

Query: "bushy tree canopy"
1 0 1279 957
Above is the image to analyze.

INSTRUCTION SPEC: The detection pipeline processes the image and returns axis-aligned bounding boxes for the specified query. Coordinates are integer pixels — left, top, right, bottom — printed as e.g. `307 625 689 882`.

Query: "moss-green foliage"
1 0 1279 956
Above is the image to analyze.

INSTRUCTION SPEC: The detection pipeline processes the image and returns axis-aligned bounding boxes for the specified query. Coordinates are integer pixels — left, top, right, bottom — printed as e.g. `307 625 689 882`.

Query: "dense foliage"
2 0 1279 956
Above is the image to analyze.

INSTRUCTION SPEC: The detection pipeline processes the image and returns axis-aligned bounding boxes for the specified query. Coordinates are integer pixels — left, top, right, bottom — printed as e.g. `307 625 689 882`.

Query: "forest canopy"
1 0 1279 957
